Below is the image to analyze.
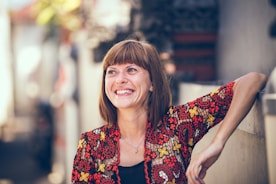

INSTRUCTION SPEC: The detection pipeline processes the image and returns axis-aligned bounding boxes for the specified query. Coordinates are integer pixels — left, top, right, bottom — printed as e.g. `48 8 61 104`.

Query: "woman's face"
105 63 153 110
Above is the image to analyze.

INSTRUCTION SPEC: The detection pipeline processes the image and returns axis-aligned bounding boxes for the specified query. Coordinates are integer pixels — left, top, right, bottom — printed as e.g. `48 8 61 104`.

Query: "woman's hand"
186 141 224 184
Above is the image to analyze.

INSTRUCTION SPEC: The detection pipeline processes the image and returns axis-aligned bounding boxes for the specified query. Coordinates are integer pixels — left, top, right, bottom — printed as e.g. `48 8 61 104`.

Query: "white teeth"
116 90 132 95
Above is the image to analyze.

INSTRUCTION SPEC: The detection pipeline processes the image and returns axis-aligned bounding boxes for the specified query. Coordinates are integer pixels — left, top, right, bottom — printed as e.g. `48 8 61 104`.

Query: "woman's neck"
117 109 147 139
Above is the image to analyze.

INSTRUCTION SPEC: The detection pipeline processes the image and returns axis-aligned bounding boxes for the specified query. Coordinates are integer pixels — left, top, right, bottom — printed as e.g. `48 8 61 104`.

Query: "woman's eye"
106 69 116 75
128 67 137 73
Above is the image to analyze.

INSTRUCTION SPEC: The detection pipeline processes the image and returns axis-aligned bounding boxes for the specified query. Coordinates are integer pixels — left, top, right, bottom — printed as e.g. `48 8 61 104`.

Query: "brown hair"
99 39 171 128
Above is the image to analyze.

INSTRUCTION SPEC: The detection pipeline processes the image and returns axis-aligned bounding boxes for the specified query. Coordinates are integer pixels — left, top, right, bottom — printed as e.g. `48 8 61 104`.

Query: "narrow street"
0 128 51 184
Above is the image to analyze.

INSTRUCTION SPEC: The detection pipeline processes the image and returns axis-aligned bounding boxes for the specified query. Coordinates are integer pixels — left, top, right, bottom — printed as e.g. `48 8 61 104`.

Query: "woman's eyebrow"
106 66 117 69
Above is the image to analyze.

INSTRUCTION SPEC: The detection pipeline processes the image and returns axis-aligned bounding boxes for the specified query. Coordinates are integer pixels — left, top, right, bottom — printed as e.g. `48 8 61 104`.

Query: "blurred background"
0 0 276 183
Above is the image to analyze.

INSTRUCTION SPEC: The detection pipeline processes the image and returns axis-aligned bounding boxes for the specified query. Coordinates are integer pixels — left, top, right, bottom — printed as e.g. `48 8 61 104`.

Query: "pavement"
0 132 52 184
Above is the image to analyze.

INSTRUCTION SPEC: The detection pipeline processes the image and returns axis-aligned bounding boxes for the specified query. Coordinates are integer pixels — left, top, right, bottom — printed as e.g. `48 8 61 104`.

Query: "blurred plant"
31 0 82 32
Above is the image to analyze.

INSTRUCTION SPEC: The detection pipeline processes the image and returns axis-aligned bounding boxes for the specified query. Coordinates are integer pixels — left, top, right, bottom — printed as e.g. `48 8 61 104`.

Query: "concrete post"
263 67 276 184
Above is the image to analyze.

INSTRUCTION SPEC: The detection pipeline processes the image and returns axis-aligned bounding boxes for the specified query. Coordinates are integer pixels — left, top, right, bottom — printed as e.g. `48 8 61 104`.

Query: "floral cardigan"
72 82 234 184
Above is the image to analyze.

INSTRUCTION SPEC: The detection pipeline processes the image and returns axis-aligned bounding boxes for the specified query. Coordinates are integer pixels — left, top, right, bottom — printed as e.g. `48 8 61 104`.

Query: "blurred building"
0 1 13 130
1 0 275 183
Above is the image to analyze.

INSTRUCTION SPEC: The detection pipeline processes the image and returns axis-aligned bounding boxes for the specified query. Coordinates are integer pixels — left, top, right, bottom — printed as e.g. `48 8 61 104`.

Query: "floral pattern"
72 82 235 184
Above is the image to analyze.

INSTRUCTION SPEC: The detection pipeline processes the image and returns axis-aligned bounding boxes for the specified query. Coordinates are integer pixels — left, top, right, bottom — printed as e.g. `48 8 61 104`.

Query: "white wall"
0 1 13 126
217 0 276 82
76 30 103 133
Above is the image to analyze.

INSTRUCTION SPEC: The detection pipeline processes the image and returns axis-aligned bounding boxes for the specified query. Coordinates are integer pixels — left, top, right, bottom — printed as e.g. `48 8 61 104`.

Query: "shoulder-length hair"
99 39 171 128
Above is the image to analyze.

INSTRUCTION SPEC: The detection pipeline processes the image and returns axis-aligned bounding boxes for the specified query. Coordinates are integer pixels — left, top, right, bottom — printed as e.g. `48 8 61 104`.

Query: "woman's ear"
149 85 153 92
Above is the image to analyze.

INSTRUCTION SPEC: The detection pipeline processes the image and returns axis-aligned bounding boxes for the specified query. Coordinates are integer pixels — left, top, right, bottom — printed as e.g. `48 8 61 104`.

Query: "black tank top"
118 161 150 184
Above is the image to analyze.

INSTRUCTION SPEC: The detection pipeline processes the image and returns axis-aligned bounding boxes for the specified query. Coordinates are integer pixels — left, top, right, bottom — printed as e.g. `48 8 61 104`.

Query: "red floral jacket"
72 82 234 184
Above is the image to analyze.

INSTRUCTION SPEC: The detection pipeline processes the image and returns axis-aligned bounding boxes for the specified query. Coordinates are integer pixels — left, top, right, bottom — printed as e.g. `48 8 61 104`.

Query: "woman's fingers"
198 166 207 179
186 160 205 184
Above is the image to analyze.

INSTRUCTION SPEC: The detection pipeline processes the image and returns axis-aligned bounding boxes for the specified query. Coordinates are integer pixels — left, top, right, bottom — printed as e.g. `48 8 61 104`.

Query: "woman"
71 39 267 184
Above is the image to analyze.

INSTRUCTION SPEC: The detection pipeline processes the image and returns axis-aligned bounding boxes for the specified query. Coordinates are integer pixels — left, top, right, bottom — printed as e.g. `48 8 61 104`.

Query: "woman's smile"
115 89 134 96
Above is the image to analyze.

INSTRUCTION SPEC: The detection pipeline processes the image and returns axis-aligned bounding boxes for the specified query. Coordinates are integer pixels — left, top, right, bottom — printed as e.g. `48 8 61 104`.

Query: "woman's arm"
72 133 95 183
186 72 267 184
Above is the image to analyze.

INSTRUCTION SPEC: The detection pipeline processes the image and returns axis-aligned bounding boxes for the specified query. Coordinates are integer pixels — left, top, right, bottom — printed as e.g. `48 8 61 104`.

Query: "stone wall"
179 82 268 184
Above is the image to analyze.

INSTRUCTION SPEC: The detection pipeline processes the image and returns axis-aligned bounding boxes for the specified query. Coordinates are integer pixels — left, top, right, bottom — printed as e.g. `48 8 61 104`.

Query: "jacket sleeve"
174 81 235 148
71 133 95 183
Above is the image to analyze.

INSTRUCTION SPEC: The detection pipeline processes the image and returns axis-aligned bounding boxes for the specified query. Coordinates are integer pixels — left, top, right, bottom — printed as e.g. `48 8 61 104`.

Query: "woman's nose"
115 72 128 84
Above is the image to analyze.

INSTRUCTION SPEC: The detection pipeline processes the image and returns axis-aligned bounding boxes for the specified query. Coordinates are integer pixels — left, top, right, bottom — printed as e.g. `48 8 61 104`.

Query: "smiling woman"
100 40 171 128
71 39 267 184
105 63 153 111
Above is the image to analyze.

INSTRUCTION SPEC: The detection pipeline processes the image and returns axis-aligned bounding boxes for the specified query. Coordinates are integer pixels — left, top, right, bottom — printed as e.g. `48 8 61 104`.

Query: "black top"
118 161 148 184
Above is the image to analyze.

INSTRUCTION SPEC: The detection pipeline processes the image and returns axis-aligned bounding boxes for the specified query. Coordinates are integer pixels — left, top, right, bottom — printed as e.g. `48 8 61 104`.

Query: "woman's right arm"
72 133 95 183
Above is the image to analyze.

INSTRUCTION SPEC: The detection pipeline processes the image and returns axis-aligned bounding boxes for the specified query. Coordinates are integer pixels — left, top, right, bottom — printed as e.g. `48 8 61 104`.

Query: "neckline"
118 161 144 168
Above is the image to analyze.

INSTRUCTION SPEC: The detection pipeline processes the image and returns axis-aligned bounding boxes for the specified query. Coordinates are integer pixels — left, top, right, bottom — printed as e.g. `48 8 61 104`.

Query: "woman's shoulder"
80 124 106 139
80 123 119 141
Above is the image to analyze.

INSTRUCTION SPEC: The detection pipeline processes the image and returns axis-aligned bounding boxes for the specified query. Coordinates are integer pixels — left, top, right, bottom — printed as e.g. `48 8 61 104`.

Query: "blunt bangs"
103 40 150 71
